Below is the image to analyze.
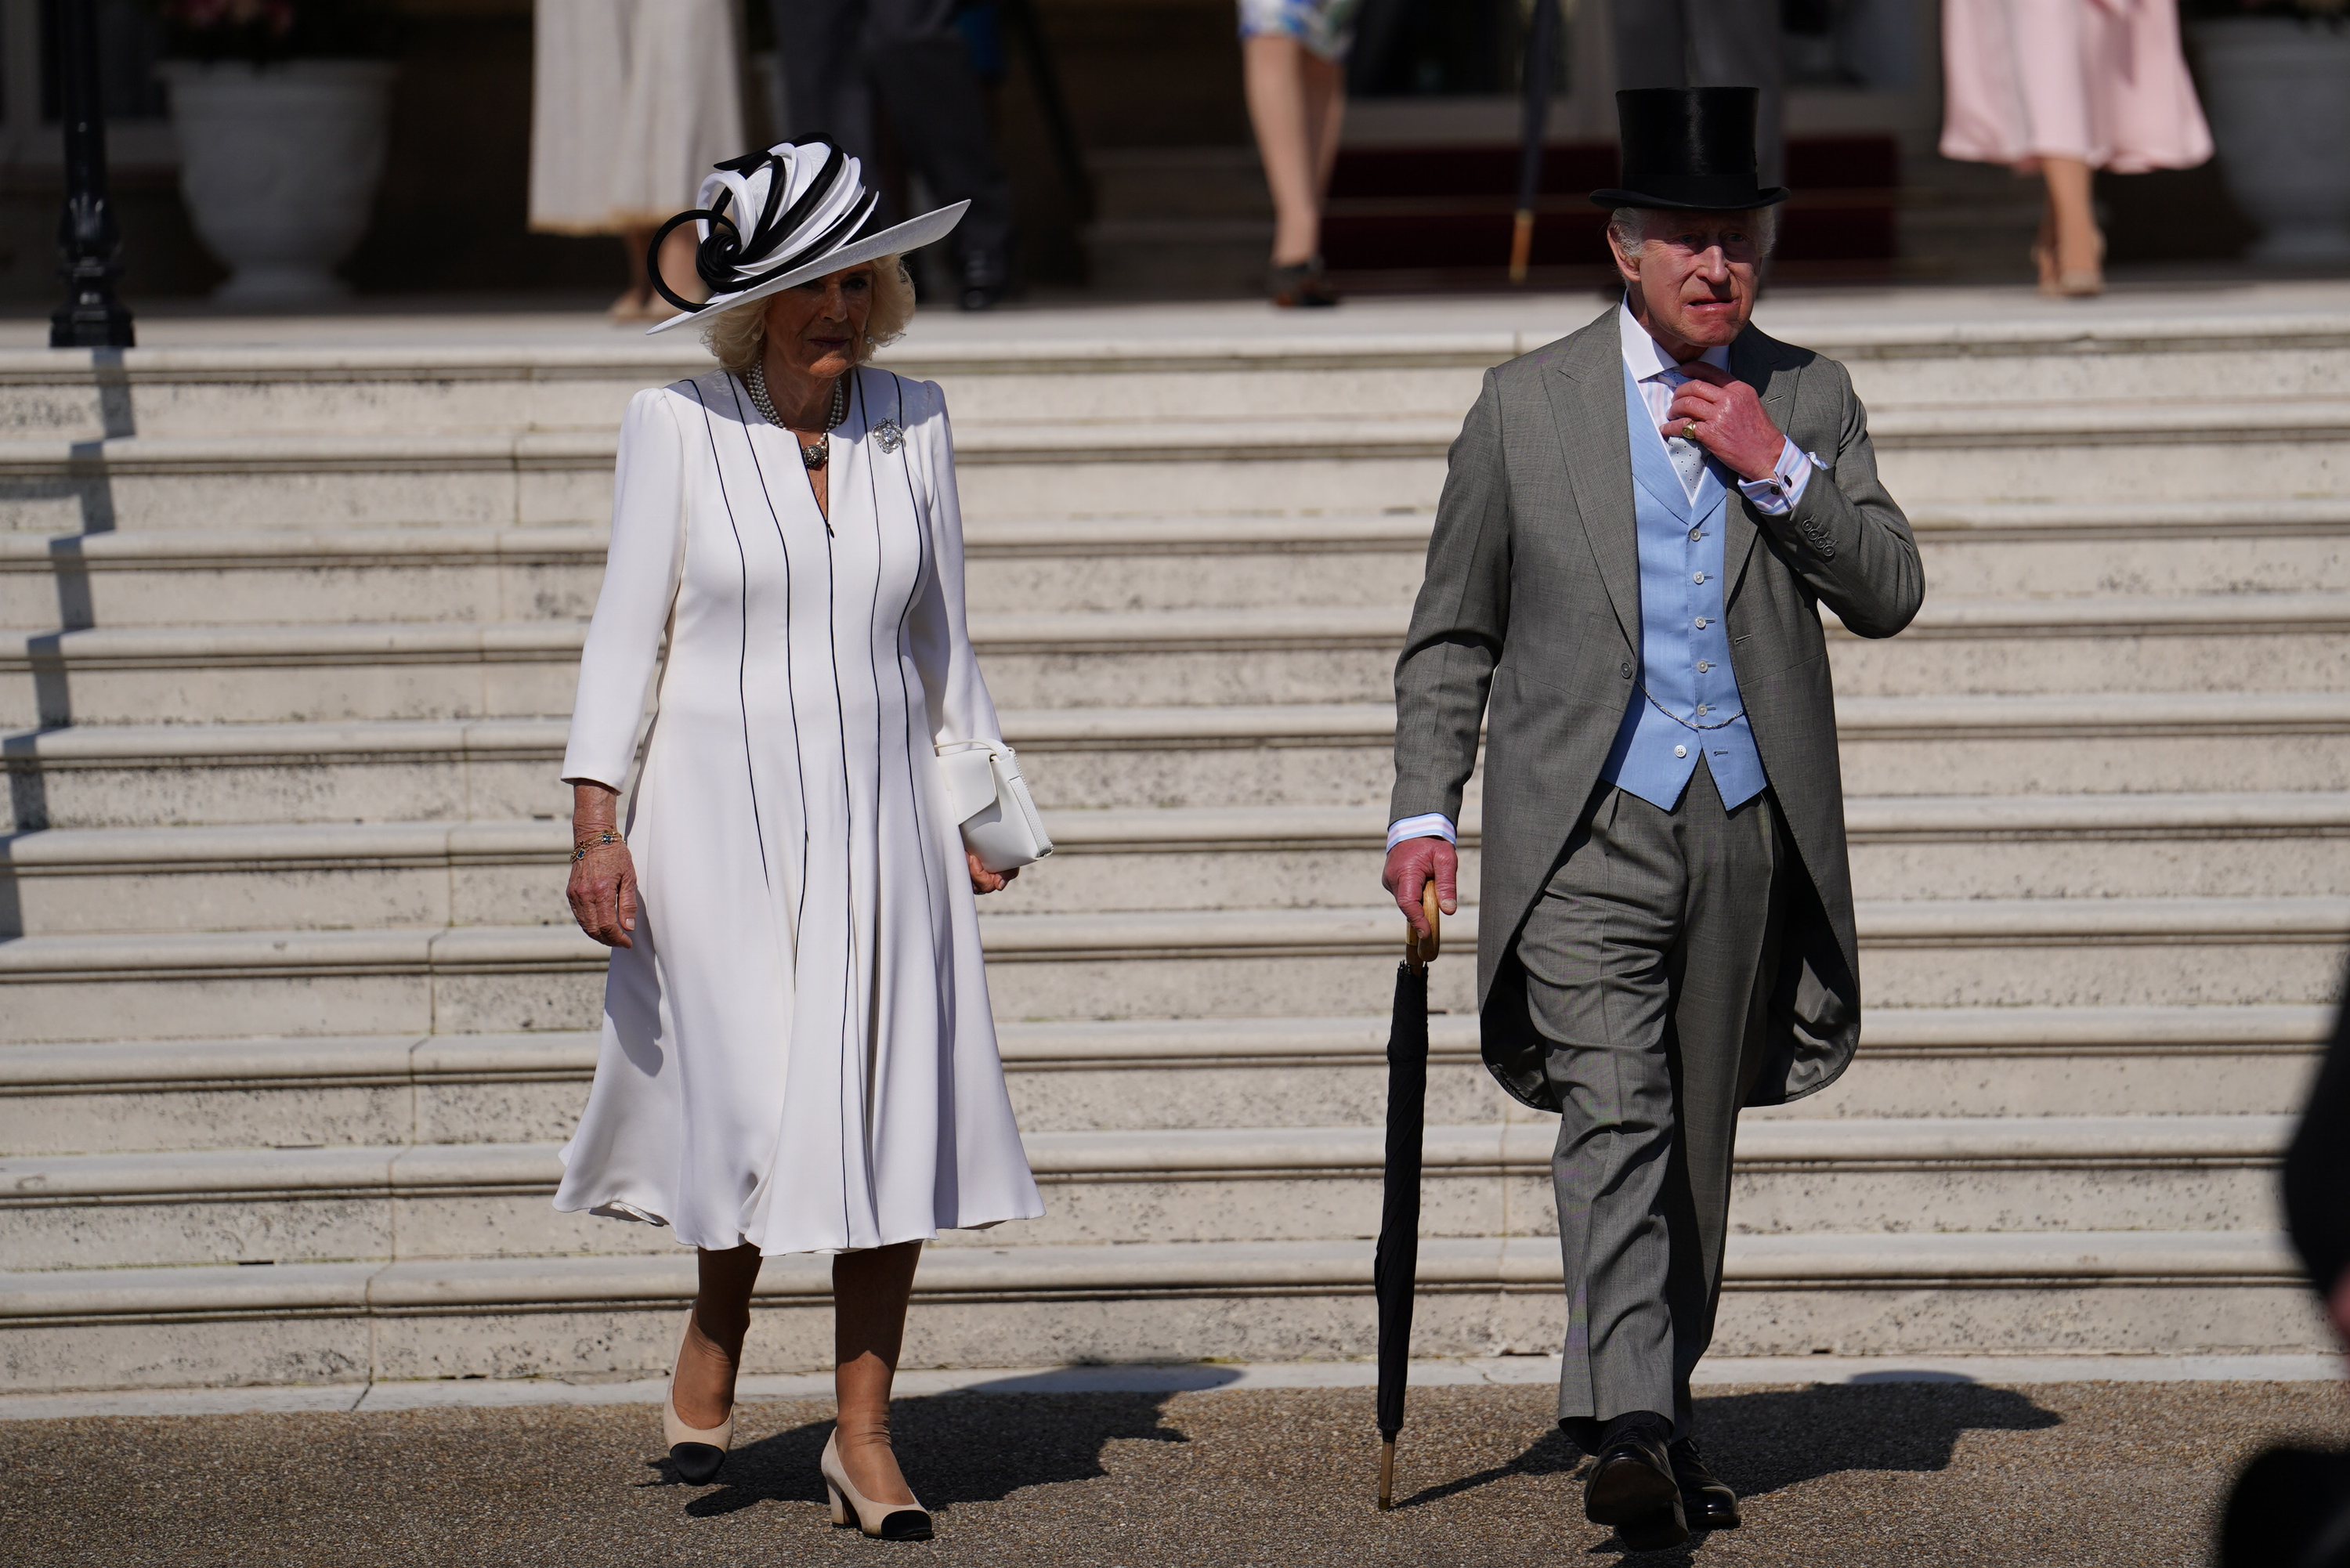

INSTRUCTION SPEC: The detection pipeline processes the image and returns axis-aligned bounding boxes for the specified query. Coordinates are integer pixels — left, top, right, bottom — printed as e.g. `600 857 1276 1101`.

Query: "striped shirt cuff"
1386 813 1458 851
1737 437 1827 515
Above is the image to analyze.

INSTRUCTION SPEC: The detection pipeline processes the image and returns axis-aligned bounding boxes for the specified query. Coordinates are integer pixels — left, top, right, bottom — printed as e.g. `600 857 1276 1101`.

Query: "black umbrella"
1507 0 1564 284
1374 881 1441 1510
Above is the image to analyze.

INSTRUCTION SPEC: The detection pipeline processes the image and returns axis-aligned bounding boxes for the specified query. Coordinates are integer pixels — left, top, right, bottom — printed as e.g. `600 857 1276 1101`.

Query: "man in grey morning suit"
1382 89 1922 1551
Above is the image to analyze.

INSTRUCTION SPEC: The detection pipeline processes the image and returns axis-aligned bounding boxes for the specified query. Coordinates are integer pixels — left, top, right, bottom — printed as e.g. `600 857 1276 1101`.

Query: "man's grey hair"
1607 205 1779 259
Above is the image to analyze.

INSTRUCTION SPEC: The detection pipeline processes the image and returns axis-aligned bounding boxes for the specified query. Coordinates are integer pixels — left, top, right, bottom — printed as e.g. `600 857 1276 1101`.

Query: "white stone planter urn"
158 59 398 305
2191 17 2350 263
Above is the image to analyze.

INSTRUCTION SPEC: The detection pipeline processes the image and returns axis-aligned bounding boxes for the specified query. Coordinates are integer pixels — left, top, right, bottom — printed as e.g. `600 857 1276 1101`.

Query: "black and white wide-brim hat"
644 139 967 335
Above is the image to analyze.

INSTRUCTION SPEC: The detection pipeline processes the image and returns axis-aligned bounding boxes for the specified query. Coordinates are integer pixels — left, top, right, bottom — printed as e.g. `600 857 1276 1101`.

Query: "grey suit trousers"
1521 760 1784 1446
1610 0 1787 187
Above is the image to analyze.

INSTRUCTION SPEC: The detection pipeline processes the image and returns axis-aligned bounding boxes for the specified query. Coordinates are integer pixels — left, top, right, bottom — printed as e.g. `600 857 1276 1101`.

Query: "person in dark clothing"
2218 978 2350 1568
770 0 1017 309
2287 994 2350 1339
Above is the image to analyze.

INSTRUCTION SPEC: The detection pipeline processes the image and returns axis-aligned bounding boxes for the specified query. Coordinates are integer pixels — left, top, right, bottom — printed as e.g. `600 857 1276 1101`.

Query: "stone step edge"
2 1005 2323 1089
0 309 2341 378
3 500 2345 565
12 592 2350 663
0 1115 2298 1205
0 1232 2301 1326
11 792 2349 872
11 691 2350 767
1 398 2345 474
2 896 2347 981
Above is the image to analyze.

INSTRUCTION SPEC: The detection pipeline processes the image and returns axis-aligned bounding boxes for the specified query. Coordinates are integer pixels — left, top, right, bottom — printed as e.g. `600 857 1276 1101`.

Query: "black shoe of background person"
1267 258 1340 308
1584 1425 1689 1552
1670 1436 1741 1530
959 251 1010 312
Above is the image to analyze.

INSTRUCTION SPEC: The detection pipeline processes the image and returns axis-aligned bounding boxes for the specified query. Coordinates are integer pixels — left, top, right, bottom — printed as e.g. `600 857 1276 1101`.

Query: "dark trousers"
1610 0 1786 187
1517 761 1785 1447
769 0 1015 280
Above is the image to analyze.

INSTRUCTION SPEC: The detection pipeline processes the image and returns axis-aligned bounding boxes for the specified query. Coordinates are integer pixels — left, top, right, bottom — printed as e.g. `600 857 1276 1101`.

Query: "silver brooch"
872 418 903 454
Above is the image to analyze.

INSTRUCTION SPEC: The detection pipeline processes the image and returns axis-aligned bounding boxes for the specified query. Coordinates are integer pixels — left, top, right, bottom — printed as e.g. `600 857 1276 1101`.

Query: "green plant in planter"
149 0 400 65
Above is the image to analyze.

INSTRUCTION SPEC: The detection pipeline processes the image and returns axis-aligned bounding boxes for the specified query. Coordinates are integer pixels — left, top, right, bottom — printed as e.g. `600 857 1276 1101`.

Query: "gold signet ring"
1683 421 1700 439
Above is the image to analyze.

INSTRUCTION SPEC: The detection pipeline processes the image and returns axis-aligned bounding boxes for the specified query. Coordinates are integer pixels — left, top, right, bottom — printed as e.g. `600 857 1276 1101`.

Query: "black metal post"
50 0 134 349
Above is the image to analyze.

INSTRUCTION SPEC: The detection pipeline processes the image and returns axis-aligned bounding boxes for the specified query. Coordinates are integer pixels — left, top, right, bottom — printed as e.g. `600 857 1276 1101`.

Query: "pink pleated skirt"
1941 0 2213 174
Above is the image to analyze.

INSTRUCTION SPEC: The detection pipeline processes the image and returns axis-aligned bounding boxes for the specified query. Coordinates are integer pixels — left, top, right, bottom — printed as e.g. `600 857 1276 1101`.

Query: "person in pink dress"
1940 0 2214 296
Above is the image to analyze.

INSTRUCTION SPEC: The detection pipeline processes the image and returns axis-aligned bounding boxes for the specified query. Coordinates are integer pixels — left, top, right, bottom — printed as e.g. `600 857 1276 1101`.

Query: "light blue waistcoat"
1598 364 1770 812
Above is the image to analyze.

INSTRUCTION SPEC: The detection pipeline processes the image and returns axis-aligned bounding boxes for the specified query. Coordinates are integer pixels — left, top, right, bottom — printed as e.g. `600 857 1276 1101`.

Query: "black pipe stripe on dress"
810 369 862 1237
879 371 949 981
853 367 896 1194
728 366 819 934
687 374 772 891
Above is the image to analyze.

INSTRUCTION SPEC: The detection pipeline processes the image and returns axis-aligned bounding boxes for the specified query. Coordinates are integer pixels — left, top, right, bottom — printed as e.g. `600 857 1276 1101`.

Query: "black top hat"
1589 87 1789 213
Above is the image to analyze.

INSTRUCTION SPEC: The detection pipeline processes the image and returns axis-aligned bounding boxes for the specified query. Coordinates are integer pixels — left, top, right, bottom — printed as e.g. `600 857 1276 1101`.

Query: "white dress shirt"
1385 304 1828 853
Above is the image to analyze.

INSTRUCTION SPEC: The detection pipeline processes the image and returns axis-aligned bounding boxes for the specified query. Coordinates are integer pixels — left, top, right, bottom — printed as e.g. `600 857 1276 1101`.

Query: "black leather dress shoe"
1584 1431 1690 1551
958 253 1010 312
1670 1436 1741 1530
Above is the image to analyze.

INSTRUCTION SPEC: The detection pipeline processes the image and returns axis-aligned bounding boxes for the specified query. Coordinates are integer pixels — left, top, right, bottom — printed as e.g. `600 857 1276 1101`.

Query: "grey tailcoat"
1391 307 1924 1112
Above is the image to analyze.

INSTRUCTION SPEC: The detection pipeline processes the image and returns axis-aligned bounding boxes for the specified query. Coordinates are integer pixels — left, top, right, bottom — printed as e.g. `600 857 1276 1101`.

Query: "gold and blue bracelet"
571 830 622 862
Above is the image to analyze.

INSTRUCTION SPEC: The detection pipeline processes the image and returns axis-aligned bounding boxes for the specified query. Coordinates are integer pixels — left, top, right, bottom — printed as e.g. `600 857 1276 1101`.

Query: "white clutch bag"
935 739 1054 873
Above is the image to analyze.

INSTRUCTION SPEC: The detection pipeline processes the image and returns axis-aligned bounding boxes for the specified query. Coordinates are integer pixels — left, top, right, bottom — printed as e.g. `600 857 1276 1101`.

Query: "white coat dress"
553 366 1044 1255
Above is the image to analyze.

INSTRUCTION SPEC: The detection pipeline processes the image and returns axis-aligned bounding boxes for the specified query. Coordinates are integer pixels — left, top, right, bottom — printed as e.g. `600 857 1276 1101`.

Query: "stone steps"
0 1114 2294 1274
0 394 2337 532
0 525 608 628
2 295 2343 1389
14 692 2350 833
8 504 2350 631
0 1228 2315 1394
0 314 2339 440
2 896 2343 1042
13 592 2349 727
7 792 2348 935
0 1005 2327 1155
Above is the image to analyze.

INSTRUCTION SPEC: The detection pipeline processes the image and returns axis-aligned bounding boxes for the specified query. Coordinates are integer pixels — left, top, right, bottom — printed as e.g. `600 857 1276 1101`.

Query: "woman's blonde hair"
701 255 916 374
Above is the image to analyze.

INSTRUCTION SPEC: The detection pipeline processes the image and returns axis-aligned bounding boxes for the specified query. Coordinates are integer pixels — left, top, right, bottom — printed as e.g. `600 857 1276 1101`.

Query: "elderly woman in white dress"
557 141 1045 1543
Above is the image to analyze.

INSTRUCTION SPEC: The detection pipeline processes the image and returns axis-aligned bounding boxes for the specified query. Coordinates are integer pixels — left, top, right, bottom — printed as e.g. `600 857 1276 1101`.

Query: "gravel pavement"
5 1379 2345 1566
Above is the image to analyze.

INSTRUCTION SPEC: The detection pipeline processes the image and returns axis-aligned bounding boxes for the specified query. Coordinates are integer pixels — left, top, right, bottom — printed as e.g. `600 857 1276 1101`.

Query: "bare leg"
614 225 706 319
616 226 656 319
1301 50 1347 215
1244 35 1323 266
673 1243 761 1427
654 224 705 309
833 1239 924 1506
2040 155 2103 294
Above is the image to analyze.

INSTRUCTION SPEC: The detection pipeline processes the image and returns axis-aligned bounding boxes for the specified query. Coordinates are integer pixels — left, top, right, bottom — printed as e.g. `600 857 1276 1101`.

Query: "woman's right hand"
566 782 638 948
569 840 638 947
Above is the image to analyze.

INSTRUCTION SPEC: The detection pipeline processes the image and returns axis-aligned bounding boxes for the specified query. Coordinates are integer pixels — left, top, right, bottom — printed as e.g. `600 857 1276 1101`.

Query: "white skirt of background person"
529 0 747 233
554 367 1045 1255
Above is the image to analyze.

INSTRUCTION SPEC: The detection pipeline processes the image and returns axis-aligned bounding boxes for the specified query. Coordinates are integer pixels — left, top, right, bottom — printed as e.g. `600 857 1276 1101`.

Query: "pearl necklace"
745 362 847 469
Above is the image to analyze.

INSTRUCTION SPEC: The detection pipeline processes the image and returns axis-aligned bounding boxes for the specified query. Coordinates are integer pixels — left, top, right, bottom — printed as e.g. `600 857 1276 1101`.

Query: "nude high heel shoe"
821 1431 933 1541
663 1308 734 1485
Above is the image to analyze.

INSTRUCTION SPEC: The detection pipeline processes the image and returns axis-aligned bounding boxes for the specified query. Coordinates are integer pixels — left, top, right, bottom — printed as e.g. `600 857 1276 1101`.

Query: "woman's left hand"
969 851 1018 894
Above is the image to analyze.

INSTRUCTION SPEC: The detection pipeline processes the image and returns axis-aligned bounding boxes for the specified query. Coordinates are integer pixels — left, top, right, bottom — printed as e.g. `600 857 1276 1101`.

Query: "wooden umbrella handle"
1405 881 1442 970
